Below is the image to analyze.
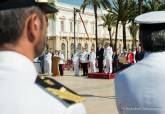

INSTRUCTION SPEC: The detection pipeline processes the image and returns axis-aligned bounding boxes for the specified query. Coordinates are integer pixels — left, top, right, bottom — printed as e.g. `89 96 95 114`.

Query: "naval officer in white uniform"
72 50 80 76
115 11 165 114
104 43 113 74
0 1 86 114
89 48 96 72
44 50 52 74
80 47 89 76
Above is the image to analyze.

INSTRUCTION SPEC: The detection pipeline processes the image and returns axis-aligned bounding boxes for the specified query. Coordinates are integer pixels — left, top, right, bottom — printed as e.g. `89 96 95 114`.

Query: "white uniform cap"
135 11 165 24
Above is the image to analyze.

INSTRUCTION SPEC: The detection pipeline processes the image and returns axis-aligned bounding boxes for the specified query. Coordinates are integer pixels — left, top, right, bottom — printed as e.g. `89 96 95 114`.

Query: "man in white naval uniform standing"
104 43 113 74
115 11 165 114
58 51 65 76
72 50 80 76
44 50 52 74
89 48 96 72
0 1 86 114
80 47 89 76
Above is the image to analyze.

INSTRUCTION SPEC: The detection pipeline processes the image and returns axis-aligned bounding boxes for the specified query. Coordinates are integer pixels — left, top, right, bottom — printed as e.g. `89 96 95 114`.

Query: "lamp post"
73 8 80 54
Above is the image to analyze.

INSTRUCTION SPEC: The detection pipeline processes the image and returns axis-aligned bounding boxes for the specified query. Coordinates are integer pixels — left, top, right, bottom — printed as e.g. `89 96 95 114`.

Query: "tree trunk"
132 26 137 50
132 37 135 50
138 0 143 14
134 36 137 48
131 23 138 50
133 33 137 50
122 22 127 50
94 4 98 52
114 20 119 51
108 27 113 47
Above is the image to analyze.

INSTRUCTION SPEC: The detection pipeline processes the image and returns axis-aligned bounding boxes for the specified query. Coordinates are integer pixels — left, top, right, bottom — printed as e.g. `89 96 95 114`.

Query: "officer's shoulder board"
35 75 85 105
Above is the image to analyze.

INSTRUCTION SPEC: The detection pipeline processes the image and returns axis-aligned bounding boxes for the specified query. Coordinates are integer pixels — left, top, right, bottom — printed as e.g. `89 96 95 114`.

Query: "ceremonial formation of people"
35 42 144 77
33 43 144 76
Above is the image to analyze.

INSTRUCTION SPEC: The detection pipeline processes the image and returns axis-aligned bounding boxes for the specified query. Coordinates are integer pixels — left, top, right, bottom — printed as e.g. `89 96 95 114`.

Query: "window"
77 43 81 51
61 43 66 58
70 43 74 57
77 22 80 33
60 21 64 32
92 43 95 50
118 44 121 50
84 22 88 33
70 21 73 32
85 43 88 51
91 23 95 34
127 44 130 50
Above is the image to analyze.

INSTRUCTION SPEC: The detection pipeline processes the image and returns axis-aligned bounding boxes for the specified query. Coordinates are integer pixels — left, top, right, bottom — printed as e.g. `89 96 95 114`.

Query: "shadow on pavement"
80 94 116 99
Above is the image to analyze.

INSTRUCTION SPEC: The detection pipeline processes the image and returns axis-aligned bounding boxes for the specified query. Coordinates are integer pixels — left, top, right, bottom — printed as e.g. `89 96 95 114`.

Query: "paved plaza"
55 70 119 114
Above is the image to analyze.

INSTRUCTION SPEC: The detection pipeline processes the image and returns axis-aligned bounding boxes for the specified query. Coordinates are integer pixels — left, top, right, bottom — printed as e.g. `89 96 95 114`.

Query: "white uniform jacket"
72 52 80 65
44 52 52 73
59 53 65 64
115 51 165 114
89 52 96 63
80 51 89 63
104 46 113 60
45 52 52 63
0 51 86 114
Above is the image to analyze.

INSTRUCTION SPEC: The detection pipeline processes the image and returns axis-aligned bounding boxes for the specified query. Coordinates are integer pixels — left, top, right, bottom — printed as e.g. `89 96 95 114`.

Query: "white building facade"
47 2 134 60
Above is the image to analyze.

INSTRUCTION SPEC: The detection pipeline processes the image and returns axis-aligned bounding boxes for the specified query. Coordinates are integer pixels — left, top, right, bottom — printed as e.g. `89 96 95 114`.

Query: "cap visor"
36 3 58 13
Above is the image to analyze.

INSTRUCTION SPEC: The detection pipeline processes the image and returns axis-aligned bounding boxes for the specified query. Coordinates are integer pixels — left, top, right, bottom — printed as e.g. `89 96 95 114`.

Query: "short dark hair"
0 6 43 45
139 24 165 52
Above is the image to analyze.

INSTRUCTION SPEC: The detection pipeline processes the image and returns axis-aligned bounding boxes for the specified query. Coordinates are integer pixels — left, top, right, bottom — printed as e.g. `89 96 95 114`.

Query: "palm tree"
128 0 139 50
129 23 139 50
112 0 139 50
113 0 131 50
138 0 143 14
101 13 117 47
143 0 165 12
80 0 111 51
111 0 121 51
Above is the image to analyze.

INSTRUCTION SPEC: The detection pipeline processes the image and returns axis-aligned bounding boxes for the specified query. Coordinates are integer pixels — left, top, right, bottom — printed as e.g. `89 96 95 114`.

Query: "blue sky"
59 0 83 6
58 0 113 7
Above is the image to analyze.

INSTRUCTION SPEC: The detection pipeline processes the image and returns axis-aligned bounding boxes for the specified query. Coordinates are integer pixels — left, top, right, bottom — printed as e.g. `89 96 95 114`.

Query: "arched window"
92 43 95 49
70 21 73 32
61 43 66 58
60 20 65 32
85 43 88 51
127 44 130 50
118 44 121 49
70 43 74 57
77 43 81 51
77 22 80 33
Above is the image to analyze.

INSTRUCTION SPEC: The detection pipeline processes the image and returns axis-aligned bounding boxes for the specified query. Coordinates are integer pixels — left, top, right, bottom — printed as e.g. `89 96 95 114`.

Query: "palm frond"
80 0 92 12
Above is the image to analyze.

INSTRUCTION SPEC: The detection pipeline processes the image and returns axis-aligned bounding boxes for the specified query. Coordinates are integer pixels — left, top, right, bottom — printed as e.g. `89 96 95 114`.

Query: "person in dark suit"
96 44 104 73
38 54 45 74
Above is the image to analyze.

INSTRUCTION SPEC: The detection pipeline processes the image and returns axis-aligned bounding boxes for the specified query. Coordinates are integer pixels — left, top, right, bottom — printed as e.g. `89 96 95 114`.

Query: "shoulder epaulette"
35 75 85 105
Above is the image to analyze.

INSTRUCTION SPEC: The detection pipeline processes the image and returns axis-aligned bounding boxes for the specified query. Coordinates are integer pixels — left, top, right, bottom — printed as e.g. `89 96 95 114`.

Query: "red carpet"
88 72 116 79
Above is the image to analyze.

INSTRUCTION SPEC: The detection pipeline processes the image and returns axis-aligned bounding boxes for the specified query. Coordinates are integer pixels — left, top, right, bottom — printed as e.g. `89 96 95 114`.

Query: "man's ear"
26 13 42 43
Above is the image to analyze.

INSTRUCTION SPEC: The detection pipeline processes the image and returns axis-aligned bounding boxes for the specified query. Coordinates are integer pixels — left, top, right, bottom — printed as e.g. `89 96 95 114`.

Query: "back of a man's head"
135 11 165 53
139 24 165 52
0 0 58 60
0 6 43 45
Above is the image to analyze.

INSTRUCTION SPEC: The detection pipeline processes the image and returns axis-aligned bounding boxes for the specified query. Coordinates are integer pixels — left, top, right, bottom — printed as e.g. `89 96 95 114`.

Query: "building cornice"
57 2 104 17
